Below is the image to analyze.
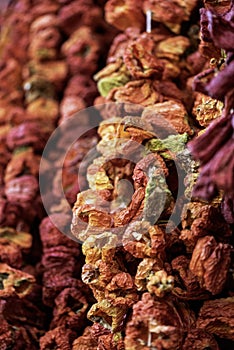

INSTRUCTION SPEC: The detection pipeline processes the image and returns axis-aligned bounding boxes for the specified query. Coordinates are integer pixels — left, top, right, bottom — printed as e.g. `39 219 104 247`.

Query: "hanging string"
146 10 152 33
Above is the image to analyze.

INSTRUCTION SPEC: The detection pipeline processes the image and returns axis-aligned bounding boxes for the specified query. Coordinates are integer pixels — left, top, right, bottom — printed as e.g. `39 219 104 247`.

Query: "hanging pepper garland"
189 0 234 223
0 1 233 349
71 1 234 349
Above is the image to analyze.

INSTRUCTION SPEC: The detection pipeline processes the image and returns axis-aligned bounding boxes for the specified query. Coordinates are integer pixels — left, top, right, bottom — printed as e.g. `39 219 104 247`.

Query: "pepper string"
0 1 233 349
71 1 234 349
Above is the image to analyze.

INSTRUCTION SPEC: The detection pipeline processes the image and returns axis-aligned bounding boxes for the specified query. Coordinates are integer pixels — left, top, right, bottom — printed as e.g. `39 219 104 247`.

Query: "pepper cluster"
0 0 233 349
71 0 234 349
0 0 115 348
189 0 234 225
